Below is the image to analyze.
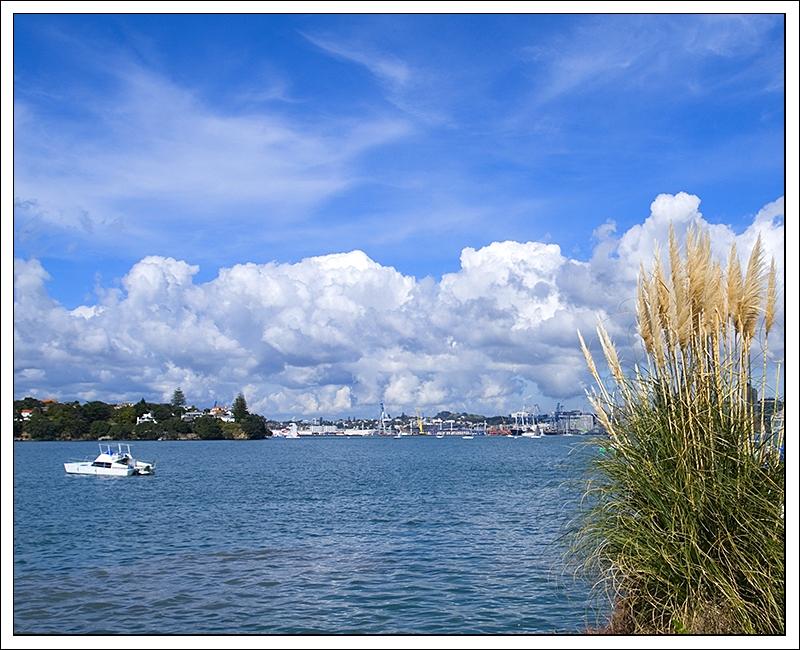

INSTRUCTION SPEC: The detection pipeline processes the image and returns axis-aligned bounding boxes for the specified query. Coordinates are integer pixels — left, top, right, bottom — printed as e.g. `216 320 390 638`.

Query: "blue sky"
15 13 784 304
11 12 787 415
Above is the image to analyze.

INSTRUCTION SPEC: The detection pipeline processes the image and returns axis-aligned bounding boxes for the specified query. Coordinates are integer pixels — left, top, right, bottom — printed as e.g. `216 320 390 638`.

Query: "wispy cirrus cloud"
301 31 411 89
521 14 782 106
14 61 411 261
301 30 448 125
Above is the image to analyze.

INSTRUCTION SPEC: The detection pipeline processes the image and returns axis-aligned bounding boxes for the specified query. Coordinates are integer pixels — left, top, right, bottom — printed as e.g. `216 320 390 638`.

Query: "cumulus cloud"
13 194 785 417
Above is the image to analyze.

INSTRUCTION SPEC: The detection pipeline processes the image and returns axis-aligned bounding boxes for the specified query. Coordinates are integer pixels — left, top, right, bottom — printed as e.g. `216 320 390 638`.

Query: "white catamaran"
64 443 155 476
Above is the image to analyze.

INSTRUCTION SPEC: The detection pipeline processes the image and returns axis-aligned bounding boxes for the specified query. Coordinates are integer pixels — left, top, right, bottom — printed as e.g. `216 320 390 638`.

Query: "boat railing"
98 443 133 457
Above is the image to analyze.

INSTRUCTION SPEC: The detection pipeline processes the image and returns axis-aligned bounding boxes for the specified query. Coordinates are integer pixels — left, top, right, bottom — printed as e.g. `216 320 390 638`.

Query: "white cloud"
13 194 785 417
13 64 411 256
302 32 411 89
301 31 447 125
525 14 781 106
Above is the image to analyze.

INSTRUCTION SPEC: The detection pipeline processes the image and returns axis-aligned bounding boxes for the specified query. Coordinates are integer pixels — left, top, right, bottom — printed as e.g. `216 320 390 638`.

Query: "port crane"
532 404 543 435
554 402 573 434
378 402 389 435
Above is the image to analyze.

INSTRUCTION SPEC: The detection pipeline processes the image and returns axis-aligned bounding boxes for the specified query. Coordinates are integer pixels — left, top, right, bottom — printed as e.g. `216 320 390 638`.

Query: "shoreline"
12 432 598 442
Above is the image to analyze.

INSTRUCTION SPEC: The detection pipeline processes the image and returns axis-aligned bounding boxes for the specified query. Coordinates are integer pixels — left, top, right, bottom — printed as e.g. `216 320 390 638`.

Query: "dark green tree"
240 414 268 439
48 403 89 439
81 401 114 423
26 412 55 440
171 388 187 410
193 416 224 440
134 398 150 417
111 405 137 426
220 422 243 440
134 421 160 440
90 420 112 439
15 397 43 411
111 421 134 440
232 393 249 422
151 404 173 422
162 417 191 439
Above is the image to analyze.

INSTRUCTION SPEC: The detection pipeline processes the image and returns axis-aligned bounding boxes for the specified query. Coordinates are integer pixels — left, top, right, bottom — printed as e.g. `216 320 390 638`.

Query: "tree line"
13 389 271 441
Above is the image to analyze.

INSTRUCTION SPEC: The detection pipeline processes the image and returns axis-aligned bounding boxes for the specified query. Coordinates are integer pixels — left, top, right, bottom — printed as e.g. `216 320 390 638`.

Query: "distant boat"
461 435 474 440
278 423 300 438
342 428 375 437
521 425 543 438
64 443 154 477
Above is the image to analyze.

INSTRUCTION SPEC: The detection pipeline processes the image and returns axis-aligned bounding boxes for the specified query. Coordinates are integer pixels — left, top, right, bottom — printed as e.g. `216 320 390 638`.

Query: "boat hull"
64 462 136 477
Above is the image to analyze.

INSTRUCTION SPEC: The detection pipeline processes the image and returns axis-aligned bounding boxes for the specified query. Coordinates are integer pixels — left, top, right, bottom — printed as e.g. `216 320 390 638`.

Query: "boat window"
91 462 112 468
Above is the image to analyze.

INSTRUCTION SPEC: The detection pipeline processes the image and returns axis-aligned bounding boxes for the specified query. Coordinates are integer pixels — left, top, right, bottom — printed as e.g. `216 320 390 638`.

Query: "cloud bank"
14 194 784 417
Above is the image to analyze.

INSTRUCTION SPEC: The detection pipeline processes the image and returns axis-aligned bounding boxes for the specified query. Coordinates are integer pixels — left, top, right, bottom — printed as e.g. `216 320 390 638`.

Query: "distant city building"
181 410 204 422
308 425 338 435
556 412 595 434
209 406 235 422
572 413 596 433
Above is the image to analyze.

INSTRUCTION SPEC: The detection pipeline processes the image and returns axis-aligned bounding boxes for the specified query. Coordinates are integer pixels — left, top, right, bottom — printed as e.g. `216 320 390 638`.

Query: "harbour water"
13 436 608 634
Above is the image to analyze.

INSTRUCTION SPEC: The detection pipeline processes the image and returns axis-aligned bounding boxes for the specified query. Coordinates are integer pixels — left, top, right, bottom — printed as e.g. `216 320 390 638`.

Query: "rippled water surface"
14 437 607 634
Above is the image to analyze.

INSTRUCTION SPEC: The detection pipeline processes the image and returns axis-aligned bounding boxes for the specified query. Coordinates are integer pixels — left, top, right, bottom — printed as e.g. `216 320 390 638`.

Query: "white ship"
64 443 155 476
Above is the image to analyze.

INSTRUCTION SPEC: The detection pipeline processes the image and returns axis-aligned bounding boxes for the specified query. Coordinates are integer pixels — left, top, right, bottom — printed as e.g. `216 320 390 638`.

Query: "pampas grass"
575 225 784 634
